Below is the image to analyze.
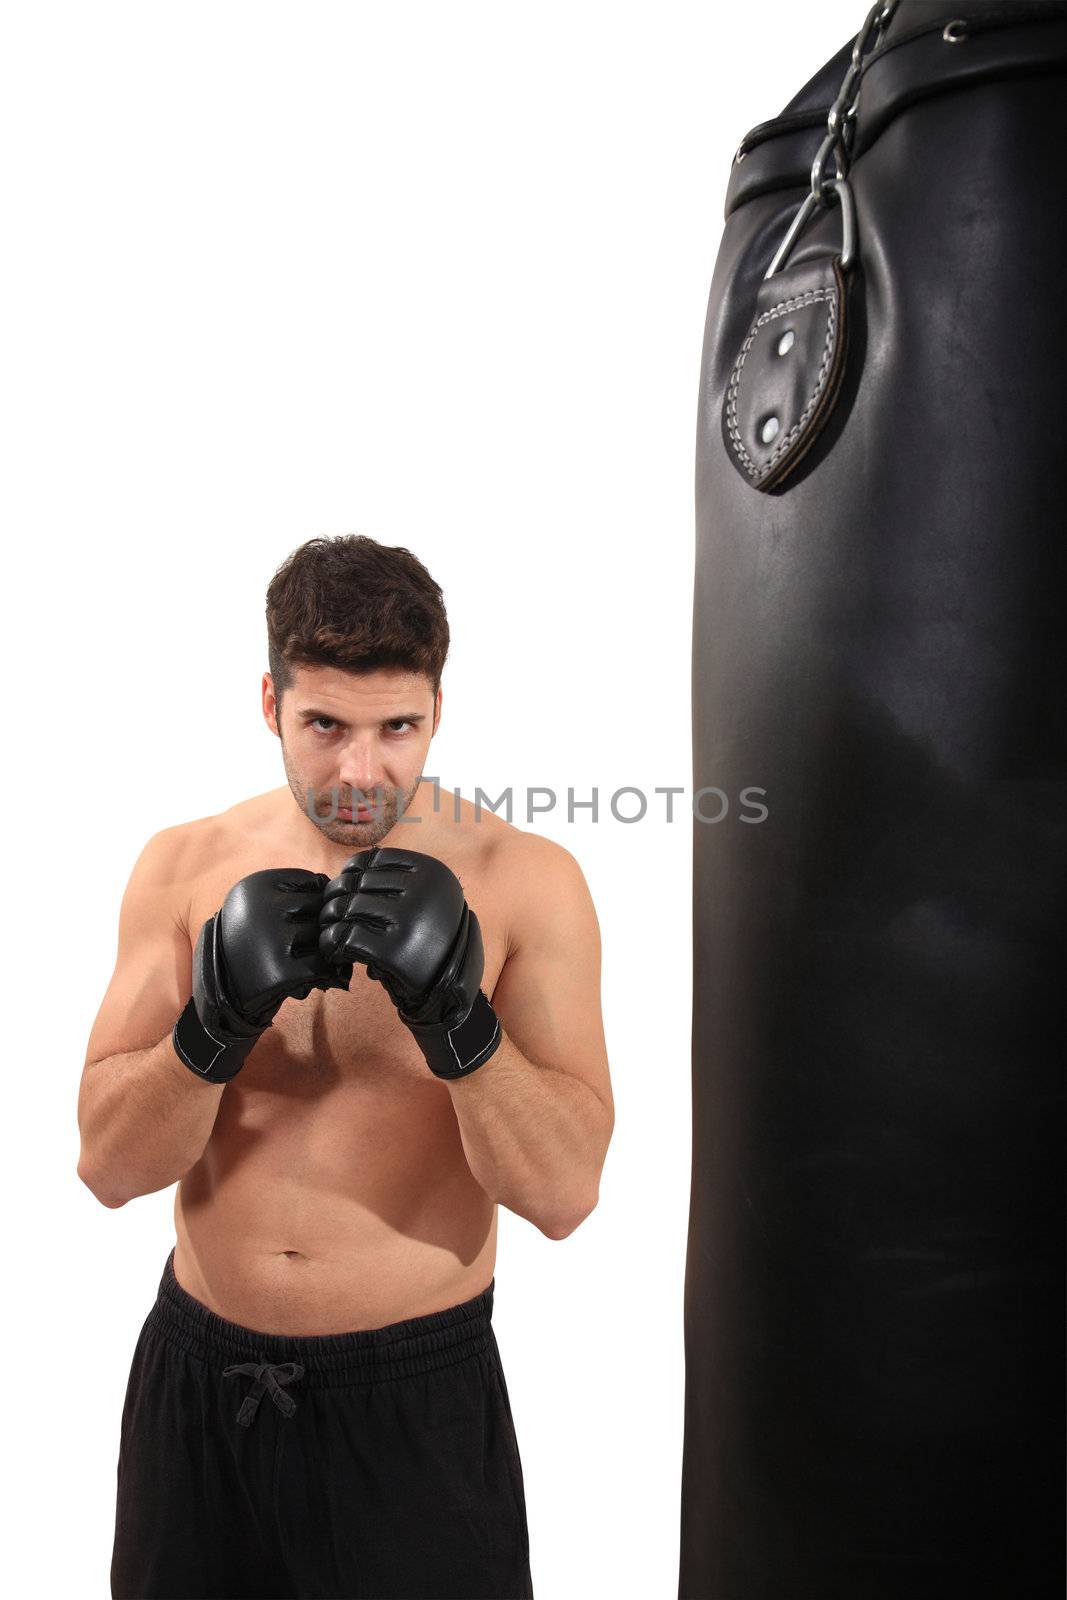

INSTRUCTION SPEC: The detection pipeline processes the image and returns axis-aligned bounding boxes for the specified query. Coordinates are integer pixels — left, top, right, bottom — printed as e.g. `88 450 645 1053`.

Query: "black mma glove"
318 847 501 1080
173 869 352 1084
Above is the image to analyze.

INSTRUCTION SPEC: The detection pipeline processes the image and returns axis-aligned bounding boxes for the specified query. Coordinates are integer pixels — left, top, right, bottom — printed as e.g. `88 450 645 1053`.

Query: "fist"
318 848 475 1014
318 847 501 1079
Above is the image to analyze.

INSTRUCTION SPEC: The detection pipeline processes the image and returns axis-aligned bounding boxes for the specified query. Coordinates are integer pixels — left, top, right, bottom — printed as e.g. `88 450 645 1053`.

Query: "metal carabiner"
759 0 895 282
763 176 856 280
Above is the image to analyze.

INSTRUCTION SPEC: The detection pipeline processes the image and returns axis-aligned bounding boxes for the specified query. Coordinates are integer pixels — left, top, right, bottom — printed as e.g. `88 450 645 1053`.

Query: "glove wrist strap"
172 997 259 1084
403 990 502 1080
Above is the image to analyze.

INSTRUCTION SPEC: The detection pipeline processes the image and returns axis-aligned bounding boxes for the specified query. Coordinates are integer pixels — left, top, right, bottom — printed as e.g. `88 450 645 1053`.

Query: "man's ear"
262 671 281 738
431 684 443 737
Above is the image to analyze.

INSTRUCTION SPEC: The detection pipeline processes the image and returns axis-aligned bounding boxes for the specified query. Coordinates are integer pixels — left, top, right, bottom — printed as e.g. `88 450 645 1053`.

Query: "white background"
3 4 860 1595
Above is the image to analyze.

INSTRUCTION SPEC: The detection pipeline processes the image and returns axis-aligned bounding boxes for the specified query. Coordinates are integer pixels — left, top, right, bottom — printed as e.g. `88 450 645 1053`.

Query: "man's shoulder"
446 792 584 882
131 790 287 898
463 810 594 948
492 825 597 963
494 822 585 881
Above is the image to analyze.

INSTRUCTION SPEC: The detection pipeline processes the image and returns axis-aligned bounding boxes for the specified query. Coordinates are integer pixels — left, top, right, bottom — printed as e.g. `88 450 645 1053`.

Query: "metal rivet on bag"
760 415 780 444
943 19 968 42
776 330 795 356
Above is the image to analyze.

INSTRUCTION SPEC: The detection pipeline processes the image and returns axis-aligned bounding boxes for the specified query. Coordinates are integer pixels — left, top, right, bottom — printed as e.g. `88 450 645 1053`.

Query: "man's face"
264 663 440 849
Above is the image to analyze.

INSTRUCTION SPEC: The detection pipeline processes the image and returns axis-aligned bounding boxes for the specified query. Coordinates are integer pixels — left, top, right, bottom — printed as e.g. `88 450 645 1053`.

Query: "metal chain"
764 0 900 279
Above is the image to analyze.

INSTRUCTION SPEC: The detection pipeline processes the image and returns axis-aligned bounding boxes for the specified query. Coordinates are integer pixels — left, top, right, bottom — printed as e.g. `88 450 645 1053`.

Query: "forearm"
446 1034 613 1238
77 1033 223 1207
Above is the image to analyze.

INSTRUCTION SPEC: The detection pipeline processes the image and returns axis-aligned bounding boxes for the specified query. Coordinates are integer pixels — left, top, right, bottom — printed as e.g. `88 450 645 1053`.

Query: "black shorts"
110 1249 533 1599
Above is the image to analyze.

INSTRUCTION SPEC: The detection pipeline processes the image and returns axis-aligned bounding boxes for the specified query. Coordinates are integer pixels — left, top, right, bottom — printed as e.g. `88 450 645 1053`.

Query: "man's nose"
336 746 387 797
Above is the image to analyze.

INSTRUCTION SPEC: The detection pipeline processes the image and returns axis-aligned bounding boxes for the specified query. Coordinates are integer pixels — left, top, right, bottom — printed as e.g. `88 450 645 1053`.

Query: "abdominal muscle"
170 979 498 1336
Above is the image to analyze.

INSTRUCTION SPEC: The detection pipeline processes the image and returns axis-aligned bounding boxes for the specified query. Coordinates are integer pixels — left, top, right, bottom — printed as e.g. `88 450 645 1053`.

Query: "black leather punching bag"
682 4 1066 1596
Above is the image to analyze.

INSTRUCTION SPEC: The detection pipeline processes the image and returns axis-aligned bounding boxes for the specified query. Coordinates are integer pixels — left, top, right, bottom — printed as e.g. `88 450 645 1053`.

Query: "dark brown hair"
265 534 449 702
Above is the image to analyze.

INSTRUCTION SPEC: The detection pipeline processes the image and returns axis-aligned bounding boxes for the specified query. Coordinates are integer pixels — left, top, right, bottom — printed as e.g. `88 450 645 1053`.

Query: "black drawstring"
222 1359 306 1428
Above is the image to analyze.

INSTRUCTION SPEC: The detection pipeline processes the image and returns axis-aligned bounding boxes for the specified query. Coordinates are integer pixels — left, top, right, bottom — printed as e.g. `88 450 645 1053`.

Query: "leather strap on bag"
722 0 1067 492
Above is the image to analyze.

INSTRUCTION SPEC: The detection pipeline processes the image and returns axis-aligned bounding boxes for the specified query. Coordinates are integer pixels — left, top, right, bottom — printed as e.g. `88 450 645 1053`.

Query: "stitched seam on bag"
725 287 836 481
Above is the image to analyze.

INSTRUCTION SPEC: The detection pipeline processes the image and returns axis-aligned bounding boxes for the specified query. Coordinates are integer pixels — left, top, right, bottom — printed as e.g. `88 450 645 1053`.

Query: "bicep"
82 834 193 1070
489 847 612 1114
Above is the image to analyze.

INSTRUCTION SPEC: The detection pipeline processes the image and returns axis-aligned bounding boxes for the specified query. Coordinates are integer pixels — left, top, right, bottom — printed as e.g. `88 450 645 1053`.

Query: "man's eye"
386 720 413 734
312 717 336 732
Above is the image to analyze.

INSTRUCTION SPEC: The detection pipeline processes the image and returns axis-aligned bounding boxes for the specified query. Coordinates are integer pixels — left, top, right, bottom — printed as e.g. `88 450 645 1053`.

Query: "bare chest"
175 850 505 1313
170 816 510 1327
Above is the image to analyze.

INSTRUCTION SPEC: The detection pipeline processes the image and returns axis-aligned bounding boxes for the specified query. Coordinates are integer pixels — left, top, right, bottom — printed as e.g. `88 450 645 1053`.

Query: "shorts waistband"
148 1248 496 1390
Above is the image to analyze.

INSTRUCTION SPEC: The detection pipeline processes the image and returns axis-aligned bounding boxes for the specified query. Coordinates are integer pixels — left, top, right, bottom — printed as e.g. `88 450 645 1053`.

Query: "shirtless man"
78 533 613 1600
